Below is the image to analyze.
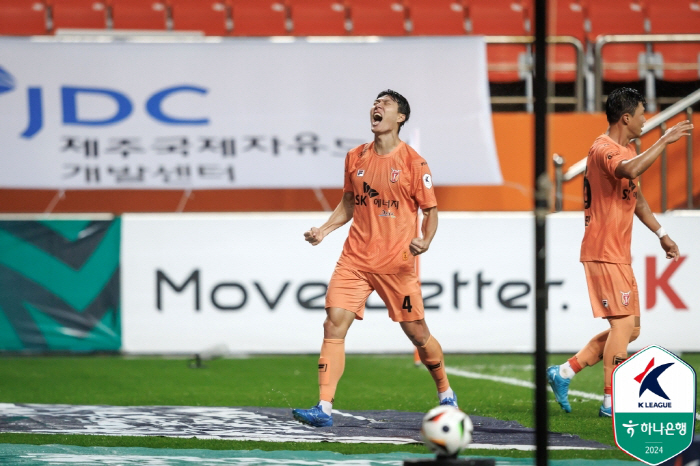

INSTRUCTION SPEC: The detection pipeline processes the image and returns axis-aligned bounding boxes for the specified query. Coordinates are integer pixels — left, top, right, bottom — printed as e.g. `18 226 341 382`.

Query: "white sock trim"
559 362 576 379
438 387 455 402
319 400 333 416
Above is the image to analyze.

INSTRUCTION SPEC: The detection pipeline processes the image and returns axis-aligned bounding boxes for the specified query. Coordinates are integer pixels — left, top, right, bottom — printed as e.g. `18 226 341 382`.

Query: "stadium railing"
555 87 700 212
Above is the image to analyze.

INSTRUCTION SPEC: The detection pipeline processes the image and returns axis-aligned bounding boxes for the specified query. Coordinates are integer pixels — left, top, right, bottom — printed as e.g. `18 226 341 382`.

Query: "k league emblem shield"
390 168 400 183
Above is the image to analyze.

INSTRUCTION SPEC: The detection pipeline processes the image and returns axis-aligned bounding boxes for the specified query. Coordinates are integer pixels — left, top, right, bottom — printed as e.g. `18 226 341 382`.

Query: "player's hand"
660 235 680 261
409 238 429 256
662 120 693 145
304 227 325 246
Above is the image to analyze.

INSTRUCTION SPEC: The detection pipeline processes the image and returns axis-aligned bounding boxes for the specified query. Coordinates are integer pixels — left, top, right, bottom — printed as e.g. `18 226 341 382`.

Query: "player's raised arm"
303 191 355 246
634 188 680 261
409 206 438 256
615 120 693 179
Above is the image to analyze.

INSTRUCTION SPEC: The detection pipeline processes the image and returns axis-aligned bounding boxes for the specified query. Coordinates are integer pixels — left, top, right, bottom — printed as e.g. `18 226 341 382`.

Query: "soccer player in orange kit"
547 87 692 417
292 90 457 427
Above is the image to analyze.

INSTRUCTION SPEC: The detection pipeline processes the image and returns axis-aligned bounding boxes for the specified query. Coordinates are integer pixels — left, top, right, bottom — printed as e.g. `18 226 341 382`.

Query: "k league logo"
612 345 696 465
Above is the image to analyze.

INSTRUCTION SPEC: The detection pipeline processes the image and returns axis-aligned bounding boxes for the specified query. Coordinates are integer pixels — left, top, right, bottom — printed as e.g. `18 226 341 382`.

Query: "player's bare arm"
634 188 680 261
410 206 438 256
304 191 355 246
615 120 693 179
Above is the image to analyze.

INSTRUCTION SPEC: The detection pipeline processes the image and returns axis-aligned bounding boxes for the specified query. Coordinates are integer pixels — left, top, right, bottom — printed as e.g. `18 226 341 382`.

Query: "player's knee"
629 326 640 343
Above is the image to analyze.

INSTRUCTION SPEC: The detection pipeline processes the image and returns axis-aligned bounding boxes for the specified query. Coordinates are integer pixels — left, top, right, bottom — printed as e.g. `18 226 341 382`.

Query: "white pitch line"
447 367 700 421
445 367 603 401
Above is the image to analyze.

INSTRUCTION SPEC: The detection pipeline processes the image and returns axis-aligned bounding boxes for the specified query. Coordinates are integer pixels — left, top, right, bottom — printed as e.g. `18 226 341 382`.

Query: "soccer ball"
420 405 473 457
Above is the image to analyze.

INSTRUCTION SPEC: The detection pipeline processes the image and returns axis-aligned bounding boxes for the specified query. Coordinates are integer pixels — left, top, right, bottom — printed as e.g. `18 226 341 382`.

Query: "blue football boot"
598 405 612 417
546 365 572 413
292 403 333 427
439 392 458 407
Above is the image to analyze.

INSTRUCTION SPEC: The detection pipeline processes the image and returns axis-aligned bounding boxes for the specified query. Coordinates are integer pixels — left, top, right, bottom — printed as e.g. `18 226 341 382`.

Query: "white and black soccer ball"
420 405 473 457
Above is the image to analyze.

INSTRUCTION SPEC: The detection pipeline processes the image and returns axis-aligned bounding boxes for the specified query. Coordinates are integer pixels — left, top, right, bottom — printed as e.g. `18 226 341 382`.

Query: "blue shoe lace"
292 403 333 427
546 365 572 413
439 393 458 407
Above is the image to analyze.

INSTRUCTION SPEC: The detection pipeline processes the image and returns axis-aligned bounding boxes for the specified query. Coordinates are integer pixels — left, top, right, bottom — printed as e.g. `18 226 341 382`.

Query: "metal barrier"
594 34 700 112
485 35 585 111
554 88 700 212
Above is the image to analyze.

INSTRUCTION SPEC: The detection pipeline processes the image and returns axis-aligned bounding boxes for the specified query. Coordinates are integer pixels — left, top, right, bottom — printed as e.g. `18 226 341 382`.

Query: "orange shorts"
325 261 424 322
583 261 640 318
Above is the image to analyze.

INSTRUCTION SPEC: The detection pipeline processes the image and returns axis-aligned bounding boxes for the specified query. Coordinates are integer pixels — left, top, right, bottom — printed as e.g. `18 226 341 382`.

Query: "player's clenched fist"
660 235 680 261
304 227 325 246
409 237 429 256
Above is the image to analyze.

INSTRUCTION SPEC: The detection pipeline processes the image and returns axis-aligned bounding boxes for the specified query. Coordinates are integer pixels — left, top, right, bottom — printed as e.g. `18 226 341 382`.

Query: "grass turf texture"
0 353 698 461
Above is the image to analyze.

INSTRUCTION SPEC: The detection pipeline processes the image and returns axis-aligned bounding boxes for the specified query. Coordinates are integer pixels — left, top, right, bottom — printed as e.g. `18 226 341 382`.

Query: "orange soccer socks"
416 335 451 397
603 315 639 392
318 338 345 411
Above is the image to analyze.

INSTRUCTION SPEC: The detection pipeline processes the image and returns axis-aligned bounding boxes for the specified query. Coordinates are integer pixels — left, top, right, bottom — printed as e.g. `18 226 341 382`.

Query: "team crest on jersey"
620 290 631 306
390 168 400 183
357 169 365 177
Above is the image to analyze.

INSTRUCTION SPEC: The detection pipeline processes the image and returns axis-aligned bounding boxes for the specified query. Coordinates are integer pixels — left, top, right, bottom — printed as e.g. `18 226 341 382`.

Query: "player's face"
370 96 405 134
626 102 646 138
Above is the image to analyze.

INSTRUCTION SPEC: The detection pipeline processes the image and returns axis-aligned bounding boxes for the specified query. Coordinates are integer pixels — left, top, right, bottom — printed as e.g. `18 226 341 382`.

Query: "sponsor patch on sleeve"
423 174 433 189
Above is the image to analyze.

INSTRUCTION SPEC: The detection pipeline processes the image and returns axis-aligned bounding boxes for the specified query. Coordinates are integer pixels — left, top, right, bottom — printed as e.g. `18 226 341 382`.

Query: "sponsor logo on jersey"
423 174 433 189
379 210 395 218
621 290 631 306
357 169 365 177
390 168 400 183
355 182 379 206
602 299 608 307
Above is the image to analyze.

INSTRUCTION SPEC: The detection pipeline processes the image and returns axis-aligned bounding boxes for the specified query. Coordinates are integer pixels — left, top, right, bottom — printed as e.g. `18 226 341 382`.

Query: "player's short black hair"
377 89 410 132
605 87 646 124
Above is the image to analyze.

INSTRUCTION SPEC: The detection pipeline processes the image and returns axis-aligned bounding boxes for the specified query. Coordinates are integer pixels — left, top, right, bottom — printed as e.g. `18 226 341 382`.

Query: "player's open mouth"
372 113 383 126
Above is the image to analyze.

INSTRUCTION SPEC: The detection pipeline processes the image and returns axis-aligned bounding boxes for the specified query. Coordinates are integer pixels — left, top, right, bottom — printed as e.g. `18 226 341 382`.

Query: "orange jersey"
580 134 638 264
339 141 437 274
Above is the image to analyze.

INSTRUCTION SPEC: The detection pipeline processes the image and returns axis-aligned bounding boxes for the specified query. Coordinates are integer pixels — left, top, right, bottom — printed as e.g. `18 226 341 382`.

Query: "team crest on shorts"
621 290 631 306
390 168 400 183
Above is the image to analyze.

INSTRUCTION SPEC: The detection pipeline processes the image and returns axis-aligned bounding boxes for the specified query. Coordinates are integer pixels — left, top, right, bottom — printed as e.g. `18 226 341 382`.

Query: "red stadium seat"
109 0 168 30
289 0 347 36
230 0 288 36
347 0 407 36
468 0 532 82
587 0 648 82
407 0 467 36
548 0 587 82
170 0 229 35
0 0 47 35
647 0 700 81
49 0 107 30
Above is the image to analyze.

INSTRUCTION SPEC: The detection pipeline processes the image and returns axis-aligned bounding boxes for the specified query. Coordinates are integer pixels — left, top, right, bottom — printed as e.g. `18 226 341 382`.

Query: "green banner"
0 219 121 352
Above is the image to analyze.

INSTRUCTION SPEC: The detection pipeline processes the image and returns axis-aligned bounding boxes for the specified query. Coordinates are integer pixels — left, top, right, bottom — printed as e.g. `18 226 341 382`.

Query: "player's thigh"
583 262 640 318
369 271 424 322
325 262 374 320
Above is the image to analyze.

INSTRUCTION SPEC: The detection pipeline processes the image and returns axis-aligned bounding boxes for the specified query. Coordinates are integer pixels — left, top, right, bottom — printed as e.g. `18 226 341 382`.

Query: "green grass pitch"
0 353 698 461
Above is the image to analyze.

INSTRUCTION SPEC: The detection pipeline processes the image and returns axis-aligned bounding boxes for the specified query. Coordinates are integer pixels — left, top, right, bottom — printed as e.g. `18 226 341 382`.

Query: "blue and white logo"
0 67 15 94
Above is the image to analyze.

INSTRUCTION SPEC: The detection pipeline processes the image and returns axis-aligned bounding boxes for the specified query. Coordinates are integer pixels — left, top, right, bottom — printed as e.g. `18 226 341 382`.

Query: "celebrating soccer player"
292 90 457 427
547 87 693 417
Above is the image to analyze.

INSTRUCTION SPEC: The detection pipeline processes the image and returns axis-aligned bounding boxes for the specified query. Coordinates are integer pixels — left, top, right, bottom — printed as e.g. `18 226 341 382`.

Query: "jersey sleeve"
601 147 626 179
343 152 354 193
412 158 437 210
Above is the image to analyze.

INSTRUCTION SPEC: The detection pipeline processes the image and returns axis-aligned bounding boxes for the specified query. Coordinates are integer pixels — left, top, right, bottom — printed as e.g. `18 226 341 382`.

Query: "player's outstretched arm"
634 188 680 261
615 120 693 179
409 206 438 256
303 191 355 246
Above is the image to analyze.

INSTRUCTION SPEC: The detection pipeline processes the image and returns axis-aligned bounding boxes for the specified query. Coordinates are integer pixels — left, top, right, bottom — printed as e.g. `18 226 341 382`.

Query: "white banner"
121 212 700 354
0 37 501 189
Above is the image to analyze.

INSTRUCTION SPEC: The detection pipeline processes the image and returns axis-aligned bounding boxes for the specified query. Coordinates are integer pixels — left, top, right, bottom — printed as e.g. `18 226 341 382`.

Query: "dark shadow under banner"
0 219 121 352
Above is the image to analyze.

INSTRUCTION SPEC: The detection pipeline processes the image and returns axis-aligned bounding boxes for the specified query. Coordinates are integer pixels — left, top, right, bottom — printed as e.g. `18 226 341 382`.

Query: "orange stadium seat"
230 0 288 36
109 0 168 30
289 0 347 36
647 0 700 82
49 0 107 30
407 0 467 36
0 0 47 35
547 0 587 82
587 0 647 82
468 0 532 82
170 0 229 35
347 0 407 36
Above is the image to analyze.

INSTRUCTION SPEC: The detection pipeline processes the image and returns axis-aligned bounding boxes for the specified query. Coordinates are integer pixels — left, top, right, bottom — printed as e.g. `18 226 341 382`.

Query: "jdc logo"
612 345 696 465
0 66 209 139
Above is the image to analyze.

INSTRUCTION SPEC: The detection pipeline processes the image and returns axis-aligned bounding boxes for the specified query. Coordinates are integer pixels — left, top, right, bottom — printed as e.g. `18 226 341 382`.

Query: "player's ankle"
559 362 576 379
438 387 455 402
319 400 333 416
